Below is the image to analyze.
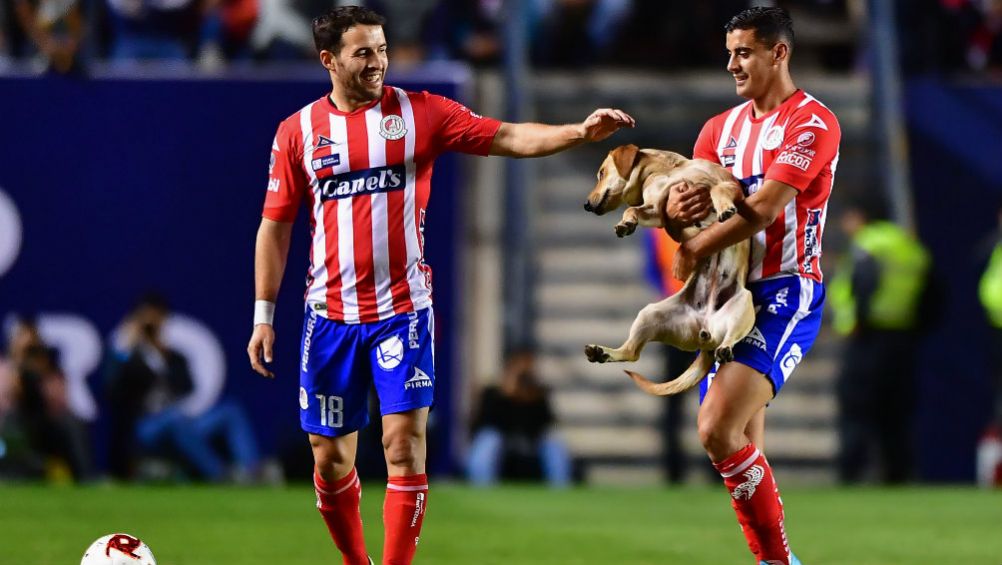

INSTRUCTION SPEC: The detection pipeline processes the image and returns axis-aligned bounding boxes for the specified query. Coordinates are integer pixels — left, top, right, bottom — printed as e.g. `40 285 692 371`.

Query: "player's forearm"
254 219 293 302
686 200 775 260
492 122 585 158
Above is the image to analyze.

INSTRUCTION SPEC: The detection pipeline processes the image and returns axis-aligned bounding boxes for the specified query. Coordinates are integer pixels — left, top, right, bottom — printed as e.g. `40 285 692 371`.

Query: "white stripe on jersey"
752 114 778 176
394 88 431 308
745 116 773 281
731 117 753 180
364 103 395 320
330 113 360 324
301 104 329 308
715 102 748 156
779 198 799 273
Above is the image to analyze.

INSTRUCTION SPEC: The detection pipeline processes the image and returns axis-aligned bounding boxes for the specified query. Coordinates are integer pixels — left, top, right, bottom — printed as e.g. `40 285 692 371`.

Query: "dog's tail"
624 351 715 396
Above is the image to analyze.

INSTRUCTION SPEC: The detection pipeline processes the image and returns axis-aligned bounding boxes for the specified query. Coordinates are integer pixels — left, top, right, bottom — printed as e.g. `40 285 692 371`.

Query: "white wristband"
254 300 276 326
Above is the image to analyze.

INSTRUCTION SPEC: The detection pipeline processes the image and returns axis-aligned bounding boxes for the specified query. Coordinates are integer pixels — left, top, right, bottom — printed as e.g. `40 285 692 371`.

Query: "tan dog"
581 144 755 396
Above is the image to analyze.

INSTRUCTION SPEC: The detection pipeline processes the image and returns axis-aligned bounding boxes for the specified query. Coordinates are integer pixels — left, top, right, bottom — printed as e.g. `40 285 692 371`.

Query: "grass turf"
2 483 1000 564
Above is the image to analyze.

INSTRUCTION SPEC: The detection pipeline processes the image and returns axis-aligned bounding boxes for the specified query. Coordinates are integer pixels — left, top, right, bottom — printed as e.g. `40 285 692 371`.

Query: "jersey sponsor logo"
272 136 280 151
376 336 404 370
317 135 340 148
795 113 828 131
379 114 407 140
404 367 433 390
803 209 822 273
796 131 815 146
299 386 309 410
776 151 812 171
311 154 341 171
269 152 276 174
267 178 281 192
780 342 803 380
319 164 405 201
731 465 764 500
722 154 736 167
767 286 789 314
762 125 785 150
302 311 317 372
407 311 420 349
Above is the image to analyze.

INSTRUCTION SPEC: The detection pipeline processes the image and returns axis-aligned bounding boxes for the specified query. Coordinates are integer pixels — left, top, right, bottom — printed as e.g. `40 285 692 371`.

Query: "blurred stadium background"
2 0 1002 563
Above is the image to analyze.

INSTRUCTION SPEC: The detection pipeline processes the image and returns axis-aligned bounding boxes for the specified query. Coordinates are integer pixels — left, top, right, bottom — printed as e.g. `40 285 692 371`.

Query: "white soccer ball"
81 533 157 565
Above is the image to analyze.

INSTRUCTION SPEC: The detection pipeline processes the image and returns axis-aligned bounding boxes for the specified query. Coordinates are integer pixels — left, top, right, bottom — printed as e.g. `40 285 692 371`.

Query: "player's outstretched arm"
248 218 294 378
489 108 635 158
672 179 798 280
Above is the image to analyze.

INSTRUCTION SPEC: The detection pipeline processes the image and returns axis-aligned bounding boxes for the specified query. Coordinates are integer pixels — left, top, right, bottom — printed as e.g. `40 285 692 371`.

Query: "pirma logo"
404 367 433 390
376 336 404 370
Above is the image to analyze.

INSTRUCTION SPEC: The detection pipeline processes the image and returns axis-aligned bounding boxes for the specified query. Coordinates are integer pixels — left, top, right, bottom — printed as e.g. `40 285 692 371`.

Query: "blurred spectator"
466 349 571 487
531 0 632 67
898 0 1002 74
425 0 505 66
0 315 94 481
966 0 1002 71
11 0 85 73
249 0 311 61
105 0 208 61
830 204 933 484
106 293 262 482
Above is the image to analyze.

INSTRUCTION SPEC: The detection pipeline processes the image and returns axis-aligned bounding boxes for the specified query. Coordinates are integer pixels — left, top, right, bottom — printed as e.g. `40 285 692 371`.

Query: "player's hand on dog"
579 108 635 142
666 181 712 225
248 324 276 378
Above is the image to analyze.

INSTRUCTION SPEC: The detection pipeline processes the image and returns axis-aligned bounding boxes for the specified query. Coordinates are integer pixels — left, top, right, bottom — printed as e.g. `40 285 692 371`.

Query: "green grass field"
3 483 1000 564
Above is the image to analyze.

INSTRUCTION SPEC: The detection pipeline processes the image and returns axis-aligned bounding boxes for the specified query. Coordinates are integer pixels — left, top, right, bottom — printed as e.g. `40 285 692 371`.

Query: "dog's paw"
584 344 611 363
614 221 637 238
718 206 737 222
698 329 712 343
715 346 734 364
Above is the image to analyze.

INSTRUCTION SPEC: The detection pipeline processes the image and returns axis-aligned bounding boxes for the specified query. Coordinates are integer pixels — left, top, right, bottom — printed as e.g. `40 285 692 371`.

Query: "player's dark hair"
312 6 386 54
725 7 795 50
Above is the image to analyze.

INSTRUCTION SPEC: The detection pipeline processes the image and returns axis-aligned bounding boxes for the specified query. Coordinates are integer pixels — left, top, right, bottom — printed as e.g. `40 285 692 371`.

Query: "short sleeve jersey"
263 86 502 323
693 89 841 283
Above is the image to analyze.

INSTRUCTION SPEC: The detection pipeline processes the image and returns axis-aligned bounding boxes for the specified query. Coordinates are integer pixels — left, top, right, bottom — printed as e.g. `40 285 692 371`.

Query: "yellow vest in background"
979 242 1002 329
830 222 931 335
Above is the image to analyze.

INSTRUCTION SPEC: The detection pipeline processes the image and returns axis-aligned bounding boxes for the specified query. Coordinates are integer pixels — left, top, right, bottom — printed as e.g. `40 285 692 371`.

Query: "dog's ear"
611 144 640 179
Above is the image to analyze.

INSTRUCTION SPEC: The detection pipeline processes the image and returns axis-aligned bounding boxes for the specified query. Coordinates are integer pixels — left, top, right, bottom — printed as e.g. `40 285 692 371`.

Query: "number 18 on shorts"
298 307 436 437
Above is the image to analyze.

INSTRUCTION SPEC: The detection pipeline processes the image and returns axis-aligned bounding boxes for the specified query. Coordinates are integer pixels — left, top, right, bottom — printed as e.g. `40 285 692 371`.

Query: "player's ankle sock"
314 467 369 565
382 473 428 565
714 444 790 564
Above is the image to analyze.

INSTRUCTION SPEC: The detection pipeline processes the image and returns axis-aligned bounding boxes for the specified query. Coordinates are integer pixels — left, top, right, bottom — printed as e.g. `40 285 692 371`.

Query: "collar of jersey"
325 87 387 116
746 88 804 123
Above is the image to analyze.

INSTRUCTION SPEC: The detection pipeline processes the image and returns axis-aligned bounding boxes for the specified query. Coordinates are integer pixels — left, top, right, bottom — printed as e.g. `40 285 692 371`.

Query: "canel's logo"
319 165 405 201
0 188 22 278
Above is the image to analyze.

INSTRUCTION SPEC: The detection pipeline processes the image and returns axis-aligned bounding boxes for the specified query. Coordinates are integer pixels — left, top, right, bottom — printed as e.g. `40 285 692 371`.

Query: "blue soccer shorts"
699 275 826 403
298 306 435 437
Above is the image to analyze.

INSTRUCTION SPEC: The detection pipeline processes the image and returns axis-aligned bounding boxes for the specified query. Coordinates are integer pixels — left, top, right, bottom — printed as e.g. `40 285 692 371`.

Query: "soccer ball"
81 533 157 565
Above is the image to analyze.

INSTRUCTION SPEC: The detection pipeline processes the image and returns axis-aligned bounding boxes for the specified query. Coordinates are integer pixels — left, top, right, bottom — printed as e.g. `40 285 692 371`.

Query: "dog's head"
584 144 642 215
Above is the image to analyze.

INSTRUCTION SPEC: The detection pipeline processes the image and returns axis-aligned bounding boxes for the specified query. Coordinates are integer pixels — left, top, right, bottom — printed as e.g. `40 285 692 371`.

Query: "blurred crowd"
2 0 997 77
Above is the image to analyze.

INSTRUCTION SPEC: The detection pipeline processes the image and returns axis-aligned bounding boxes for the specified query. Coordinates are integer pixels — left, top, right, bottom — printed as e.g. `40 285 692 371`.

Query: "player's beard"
350 68 384 102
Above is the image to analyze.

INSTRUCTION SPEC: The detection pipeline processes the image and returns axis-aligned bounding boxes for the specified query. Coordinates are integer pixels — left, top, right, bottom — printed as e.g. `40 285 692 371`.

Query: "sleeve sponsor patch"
775 151 812 171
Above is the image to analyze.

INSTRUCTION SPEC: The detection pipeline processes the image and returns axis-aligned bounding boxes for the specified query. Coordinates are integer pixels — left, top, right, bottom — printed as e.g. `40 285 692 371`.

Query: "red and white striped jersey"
263 86 501 323
693 89 840 283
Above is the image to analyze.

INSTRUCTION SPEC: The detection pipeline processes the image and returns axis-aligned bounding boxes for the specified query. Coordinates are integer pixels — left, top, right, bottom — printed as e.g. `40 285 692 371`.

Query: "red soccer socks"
315 467 370 565
714 444 791 564
382 474 428 565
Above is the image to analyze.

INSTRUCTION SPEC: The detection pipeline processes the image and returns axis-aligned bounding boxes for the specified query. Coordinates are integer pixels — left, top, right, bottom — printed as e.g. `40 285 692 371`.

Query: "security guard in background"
830 204 931 484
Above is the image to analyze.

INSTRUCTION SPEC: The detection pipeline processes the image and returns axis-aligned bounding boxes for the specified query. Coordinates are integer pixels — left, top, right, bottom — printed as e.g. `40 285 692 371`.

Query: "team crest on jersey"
379 115 407 140
762 125 784 150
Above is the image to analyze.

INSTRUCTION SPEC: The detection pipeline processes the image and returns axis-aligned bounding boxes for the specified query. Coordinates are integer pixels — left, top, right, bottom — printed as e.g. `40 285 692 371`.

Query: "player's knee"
697 415 744 461
382 430 420 469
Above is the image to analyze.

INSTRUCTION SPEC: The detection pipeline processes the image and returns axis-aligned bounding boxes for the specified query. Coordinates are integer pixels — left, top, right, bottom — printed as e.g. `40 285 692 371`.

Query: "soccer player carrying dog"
665 7 841 565
245 6 633 564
